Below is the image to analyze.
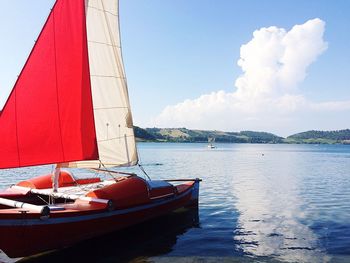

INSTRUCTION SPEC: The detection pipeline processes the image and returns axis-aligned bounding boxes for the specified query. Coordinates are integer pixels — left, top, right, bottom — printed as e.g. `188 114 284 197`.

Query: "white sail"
65 0 138 168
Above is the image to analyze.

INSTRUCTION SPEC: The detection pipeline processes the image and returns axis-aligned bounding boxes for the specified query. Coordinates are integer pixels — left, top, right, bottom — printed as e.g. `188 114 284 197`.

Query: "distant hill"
285 129 350 144
134 127 350 144
134 126 283 143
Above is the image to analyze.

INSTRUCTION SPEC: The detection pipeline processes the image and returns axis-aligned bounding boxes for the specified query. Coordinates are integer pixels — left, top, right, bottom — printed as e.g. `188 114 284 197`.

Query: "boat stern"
188 178 201 207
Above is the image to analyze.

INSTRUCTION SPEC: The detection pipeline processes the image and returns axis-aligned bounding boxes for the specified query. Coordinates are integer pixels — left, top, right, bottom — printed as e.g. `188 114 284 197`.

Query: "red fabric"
16 172 101 189
0 0 98 169
86 177 150 208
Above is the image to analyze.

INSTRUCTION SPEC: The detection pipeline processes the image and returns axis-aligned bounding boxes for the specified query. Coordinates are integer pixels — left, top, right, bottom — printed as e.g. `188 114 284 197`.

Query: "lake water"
1 143 350 262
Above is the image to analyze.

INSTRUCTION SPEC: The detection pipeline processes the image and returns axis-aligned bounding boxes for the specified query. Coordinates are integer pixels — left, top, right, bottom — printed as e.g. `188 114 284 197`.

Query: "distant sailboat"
0 0 200 258
207 137 216 149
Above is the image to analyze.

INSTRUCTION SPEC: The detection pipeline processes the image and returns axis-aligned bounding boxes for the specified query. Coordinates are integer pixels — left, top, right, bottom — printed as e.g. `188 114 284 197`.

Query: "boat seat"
48 205 65 211
147 180 173 189
147 180 175 199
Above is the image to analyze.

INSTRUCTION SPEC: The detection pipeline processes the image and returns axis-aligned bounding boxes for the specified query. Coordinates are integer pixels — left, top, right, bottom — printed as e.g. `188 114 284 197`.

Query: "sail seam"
87 5 118 16
90 75 125 79
100 0 126 82
52 11 66 161
83 0 99 161
88 40 120 48
94 106 128 110
14 89 21 166
97 134 134 142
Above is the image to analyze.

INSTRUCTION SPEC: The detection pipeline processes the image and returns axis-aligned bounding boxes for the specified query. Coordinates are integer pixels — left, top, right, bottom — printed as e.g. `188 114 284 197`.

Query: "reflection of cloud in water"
232 149 329 262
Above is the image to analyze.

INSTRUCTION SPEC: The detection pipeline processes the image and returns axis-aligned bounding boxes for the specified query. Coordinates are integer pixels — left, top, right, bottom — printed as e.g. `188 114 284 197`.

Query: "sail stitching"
14 89 21 166
87 5 118 17
90 75 125 79
83 0 99 163
94 106 129 110
97 134 134 142
99 0 135 149
100 0 136 140
100 1 127 84
88 40 120 48
52 11 66 161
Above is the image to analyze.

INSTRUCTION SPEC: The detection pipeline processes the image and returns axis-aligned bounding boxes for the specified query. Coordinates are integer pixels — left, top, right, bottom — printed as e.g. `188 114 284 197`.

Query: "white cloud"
153 18 350 136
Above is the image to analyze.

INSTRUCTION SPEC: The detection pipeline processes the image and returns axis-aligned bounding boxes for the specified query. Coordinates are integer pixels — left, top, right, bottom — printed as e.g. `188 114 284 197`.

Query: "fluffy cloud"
153 18 350 136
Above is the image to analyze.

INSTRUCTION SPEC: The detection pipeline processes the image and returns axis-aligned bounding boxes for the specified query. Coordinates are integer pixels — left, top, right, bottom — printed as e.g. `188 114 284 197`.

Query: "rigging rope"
97 160 120 182
138 164 151 181
136 142 152 181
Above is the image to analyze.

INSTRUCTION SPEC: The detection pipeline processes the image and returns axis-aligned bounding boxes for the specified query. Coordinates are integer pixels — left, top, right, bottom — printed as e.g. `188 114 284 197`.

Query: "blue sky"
0 1 349 136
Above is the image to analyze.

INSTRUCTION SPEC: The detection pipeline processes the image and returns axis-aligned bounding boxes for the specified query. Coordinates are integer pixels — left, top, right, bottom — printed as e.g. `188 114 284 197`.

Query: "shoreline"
136 139 350 145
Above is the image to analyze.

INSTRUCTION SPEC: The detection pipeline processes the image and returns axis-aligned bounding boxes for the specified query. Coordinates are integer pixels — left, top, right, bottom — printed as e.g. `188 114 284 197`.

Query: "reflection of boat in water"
22 207 200 263
207 137 216 149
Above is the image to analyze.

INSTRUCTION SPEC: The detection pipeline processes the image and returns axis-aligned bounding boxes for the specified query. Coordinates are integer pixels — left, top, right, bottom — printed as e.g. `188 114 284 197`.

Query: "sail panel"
66 0 138 168
0 0 98 169
90 77 126 109
84 2 120 47
67 135 137 168
88 42 121 78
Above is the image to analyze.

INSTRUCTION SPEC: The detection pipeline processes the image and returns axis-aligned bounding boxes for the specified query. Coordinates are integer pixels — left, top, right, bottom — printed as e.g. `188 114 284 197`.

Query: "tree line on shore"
134 127 350 144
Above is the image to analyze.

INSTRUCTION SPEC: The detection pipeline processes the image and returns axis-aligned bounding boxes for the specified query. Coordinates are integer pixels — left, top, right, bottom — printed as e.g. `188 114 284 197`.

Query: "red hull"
0 176 200 258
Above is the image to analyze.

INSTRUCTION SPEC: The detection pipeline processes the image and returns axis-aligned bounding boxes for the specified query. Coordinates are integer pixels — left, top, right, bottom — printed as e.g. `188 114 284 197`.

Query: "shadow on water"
20 208 199 263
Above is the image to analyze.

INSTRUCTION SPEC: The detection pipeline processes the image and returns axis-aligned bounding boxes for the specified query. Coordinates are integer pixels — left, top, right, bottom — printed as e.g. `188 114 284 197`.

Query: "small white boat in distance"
207 137 216 148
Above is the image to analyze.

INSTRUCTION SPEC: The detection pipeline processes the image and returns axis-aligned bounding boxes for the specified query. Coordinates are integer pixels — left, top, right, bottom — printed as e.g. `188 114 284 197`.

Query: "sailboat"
207 137 216 149
0 0 200 259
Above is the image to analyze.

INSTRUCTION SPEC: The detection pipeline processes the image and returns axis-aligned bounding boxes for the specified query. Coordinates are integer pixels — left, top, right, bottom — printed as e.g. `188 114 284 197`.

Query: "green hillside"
134 127 350 144
285 129 350 144
134 126 283 143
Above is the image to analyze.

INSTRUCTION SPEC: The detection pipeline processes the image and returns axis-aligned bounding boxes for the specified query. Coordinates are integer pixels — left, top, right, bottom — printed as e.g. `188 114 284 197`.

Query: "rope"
37 194 50 205
99 160 117 181
138 164 151 181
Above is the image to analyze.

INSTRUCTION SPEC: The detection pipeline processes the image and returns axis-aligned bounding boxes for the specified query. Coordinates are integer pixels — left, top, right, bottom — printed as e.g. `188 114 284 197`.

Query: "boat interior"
0 170 195 215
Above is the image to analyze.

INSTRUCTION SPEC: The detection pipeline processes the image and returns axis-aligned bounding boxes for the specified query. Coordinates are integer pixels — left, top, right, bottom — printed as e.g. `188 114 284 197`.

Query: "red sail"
0 0 98 169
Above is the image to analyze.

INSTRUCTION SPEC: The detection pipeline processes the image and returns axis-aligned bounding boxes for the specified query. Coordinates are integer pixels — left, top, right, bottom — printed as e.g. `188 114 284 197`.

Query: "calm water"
1 143 350 262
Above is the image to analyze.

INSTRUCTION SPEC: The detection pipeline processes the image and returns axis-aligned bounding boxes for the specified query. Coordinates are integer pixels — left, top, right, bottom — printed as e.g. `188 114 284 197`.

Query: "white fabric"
65 0 138 168
52 167 61 192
